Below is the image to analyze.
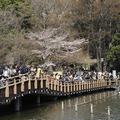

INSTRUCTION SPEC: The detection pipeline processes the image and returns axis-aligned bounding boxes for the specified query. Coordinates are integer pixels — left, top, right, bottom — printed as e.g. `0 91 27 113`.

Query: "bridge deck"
0 73 119 104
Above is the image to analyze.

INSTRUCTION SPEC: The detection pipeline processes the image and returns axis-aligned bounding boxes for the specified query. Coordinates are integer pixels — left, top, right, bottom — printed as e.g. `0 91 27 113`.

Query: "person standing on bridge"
3 66 10 78
36 66 41 79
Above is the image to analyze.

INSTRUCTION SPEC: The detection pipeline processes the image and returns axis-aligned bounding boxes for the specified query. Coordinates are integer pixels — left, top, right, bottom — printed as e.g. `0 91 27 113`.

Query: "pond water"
0 90 120 120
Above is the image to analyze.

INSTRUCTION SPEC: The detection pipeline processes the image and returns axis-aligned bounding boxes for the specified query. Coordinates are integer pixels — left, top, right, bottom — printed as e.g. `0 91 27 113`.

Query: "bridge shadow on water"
0 94 59 116
0 88 116 117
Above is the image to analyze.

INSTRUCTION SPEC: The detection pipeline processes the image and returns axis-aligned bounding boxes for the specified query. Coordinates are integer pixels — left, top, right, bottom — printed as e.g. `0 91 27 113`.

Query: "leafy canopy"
107 33 120 71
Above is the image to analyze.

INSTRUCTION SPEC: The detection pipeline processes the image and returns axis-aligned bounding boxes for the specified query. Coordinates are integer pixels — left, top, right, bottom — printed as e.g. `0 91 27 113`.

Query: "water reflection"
91 113 93 120
0 90 120 120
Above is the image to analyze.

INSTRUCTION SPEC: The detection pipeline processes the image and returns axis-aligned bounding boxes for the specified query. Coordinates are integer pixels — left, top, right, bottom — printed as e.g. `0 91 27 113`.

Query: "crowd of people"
52 69 114 83
0 64 118 87
49 65 117 83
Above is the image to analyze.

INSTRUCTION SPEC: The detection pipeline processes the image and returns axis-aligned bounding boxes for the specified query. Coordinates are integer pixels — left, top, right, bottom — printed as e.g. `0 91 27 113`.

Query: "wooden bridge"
0 73 119 111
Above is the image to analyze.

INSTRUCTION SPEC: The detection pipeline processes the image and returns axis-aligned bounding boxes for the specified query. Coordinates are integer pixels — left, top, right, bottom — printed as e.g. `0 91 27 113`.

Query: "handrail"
0 71 119 104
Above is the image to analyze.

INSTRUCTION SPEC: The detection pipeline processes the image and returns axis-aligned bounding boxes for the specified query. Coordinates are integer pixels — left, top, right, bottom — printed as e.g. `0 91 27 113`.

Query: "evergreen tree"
107 33 120 72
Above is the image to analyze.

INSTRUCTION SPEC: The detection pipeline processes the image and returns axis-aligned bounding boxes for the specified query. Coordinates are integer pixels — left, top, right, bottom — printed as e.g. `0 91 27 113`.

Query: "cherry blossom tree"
28 28 89 65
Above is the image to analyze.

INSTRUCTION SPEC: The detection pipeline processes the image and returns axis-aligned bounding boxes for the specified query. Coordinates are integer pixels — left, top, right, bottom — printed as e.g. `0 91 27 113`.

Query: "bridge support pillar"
36 94 41 104
15 97 22 111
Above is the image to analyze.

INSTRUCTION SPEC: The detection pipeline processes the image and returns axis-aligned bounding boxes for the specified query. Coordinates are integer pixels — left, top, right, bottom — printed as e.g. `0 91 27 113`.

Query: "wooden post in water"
36 94 40 104
76 98 78 104
95 94 97 101
108 106 110 116
15 97 22 111
90 95 92 102
68 99 71 107
100 93 102 99
75 103 78 111
62 101 64 110
90 104 93 114
83 96 86 103
104 92 106 98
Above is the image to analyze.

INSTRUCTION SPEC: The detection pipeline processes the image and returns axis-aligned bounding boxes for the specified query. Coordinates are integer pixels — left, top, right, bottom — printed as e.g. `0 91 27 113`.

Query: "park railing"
0 73 119 104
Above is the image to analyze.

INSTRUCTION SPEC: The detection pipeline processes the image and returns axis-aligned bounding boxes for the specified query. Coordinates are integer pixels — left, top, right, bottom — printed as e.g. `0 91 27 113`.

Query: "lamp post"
101 58 104 72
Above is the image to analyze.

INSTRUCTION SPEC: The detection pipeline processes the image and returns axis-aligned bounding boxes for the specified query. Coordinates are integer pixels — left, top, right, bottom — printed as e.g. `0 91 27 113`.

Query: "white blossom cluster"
28 28 88 64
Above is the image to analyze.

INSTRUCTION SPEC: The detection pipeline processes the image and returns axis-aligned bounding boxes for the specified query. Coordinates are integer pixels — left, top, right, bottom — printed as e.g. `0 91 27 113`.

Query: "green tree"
107 33 120 71
0 0 32 30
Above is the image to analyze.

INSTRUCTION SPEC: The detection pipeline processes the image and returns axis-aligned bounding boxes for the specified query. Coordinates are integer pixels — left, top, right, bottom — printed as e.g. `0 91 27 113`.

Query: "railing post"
101 80 103 87
14 79 17 95
94 81 96 89
46 76 49 89
74 82 75 92
34 77 37 89
41 75 43 88
90 81 92 90
79 82 81 91
98 80 100 88
93 81 94 90
103 80 105 87
96 80 98 88
82 82 83 92
78 82 80 91
100 80 102 88
28 75 31 90
51 81 53 90
57 81 59 91
88 81 90 90
67 82 70 93
64 83 66 93
5 80 9 98
84 82 86 91
60 82 63 92
21 76 24 92
77 83 79 91
99 80 101 88
86 82 88 90
109 79 111 86
54 80 56 91
71 82 73 92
